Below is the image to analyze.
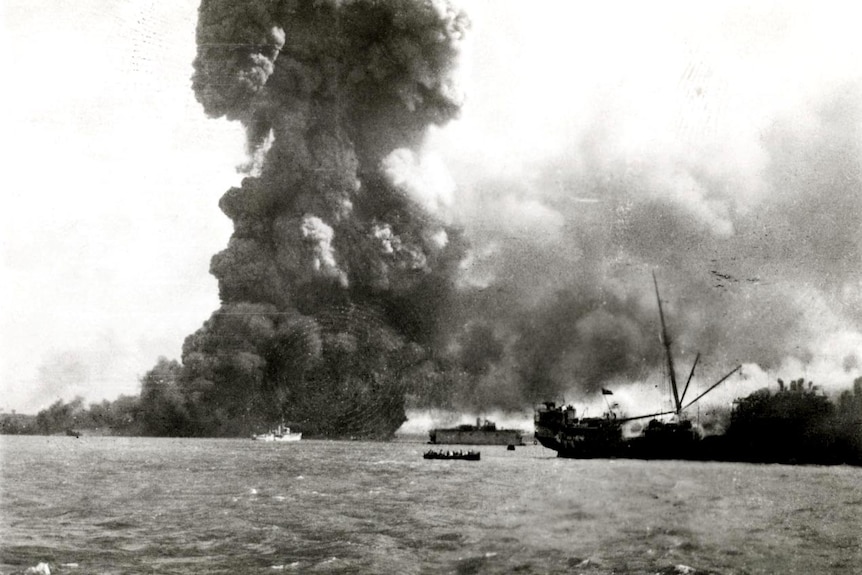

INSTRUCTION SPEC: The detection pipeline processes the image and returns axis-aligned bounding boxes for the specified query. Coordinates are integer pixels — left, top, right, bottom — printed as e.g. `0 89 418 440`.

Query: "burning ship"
429 418 525 446
535 274 862 464
535 273 742 460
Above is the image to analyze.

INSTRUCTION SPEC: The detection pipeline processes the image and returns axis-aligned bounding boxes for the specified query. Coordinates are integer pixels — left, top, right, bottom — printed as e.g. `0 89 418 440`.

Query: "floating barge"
429 418 525 446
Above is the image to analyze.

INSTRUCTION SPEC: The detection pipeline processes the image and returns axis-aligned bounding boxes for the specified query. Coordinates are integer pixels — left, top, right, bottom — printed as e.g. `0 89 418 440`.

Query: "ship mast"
651 271 742 417
653 272 682 415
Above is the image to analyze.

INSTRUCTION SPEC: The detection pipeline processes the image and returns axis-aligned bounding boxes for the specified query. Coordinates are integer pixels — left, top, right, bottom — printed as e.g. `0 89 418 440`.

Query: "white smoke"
381 148 456 216
301 216 347 287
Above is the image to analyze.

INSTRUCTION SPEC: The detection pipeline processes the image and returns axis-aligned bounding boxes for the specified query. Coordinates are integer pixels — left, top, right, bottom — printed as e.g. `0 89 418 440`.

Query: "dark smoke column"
180 0 468 437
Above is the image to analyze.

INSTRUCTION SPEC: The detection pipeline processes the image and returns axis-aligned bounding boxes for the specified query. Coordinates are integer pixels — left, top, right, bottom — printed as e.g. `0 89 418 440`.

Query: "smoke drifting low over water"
2 437 861 574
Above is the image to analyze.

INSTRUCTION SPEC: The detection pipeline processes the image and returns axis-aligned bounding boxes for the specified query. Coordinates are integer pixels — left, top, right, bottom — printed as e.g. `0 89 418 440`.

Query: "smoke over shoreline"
154 1 861 436
434 81 862 409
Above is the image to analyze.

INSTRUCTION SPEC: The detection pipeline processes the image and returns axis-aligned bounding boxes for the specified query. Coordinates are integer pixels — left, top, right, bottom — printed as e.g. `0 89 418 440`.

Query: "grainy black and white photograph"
2 1 861 574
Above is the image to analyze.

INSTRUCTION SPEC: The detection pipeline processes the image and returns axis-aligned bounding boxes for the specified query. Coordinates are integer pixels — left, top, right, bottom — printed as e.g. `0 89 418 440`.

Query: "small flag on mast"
601 388 613 395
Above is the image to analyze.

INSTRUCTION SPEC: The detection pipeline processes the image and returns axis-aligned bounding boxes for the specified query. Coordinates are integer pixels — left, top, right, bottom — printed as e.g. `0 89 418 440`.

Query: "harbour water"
1 436 860 574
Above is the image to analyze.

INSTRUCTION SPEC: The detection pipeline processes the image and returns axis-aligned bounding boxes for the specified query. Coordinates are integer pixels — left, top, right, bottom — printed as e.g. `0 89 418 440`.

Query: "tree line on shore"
3 366 861 458
0 358 184 436
723 377 862 465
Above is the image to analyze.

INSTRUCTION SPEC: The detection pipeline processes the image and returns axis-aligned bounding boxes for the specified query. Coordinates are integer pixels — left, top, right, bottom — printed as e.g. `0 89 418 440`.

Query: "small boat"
423 449 480 461
252 423 301 442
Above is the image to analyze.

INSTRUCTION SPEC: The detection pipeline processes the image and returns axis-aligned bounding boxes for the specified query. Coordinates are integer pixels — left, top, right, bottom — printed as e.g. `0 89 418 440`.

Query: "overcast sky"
2 0 861 413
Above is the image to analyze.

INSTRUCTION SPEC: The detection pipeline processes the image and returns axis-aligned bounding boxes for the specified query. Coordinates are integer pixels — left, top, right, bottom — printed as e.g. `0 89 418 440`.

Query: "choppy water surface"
1 436 860 574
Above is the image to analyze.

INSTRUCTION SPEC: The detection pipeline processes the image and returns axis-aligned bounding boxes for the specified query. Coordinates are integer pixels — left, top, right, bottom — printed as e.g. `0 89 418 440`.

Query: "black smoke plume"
173 0 468 437
151 3 862 435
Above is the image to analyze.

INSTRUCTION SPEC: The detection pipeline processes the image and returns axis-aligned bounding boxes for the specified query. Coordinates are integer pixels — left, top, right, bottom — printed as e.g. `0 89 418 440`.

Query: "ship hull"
253 433 302 442
536 420 789 462
429 429 524 446
535 434 622 459
534 419 625 458
543 436 706 460
534 409 713 460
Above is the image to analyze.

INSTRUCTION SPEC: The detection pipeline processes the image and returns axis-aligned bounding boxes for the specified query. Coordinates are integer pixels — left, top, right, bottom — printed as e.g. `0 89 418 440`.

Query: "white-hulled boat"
252 423 302 442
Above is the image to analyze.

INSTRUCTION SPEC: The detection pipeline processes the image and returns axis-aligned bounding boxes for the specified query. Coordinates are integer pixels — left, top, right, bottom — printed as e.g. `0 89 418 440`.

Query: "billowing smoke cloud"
433 76 862 412
171 1 861 434
400 2 862 417
176 0 469 437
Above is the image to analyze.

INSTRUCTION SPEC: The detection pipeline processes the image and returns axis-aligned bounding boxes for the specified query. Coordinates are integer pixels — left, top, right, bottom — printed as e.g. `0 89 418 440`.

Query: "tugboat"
252 422 302 442
535 272 740 460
